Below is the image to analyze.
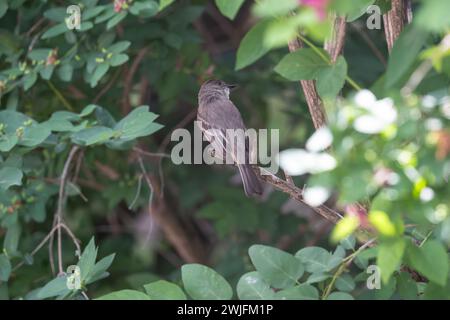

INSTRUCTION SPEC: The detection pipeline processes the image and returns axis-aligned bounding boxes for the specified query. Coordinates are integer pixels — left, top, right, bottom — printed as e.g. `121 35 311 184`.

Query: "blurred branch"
122 47 149 114
383 0 409 52
255 167 343 224
325 14 347 63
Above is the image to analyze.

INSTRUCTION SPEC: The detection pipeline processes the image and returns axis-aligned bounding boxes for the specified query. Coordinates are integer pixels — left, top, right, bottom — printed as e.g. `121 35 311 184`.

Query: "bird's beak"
227 84 238 91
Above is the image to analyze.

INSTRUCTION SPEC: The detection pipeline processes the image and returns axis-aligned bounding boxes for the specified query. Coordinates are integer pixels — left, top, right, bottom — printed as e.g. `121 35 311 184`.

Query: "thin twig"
56 146 80 275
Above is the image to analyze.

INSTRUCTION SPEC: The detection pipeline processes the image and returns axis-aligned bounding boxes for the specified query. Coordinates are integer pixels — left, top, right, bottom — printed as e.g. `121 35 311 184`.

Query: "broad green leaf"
43 7 66 22
106 11 127 30
385 25 428 88
345 0 375 22
306 273 331 284
114 106 163 141
236 272 275 300
405 240 449 286
57 64 74 82
129 0 159 17
215 0 245 20
295 246 332 273
316 56 347 98
327 292 354 300
415 0 450 32
19 125 51 147
96 289 150 300
38 276 70 299
144 280 187 300
23 72 38 90
274 284 319 300
0 167 23 190
274 48 329 81
253 0 298 17
0 2 8 18
42 23 67 39
235 20 271 70
368 210 399 237
0 134 18 152
4 223 22 257
90 63 110 87
71 126 115 146
377 238 405 284
77 237 98 282
335 274 356 292
0 254 11 282
181 264 233 300
249 245 304 289
110 54 129 67
86 253 115 284
83 6 106 20
107 41 131 53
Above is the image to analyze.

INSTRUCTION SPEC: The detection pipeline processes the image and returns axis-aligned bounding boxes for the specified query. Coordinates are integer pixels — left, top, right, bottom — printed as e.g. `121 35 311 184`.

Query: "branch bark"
383 0 410 52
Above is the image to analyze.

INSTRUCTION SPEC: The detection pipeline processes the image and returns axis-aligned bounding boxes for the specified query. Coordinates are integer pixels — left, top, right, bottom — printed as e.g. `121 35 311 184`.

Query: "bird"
197 79 263 197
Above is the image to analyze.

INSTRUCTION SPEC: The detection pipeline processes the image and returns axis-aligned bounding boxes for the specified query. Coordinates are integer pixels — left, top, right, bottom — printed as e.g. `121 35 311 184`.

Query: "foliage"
0 0 449 300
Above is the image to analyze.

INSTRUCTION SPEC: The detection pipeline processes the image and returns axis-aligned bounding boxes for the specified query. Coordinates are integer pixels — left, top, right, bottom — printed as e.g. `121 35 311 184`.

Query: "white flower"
354 89 376 108
303 186 330 207
277 149 336 176
352 91 397 134
306 126 333 152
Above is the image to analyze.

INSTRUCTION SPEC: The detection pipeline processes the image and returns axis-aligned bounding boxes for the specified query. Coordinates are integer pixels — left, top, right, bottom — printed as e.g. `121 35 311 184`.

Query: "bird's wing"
198 99 249 165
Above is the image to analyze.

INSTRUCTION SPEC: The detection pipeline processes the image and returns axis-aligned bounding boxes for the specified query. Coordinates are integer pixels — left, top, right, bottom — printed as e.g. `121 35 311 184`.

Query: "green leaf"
405 240 449 286
107 41 131 53
274 48 330 81
110 54 129 67
295 246 332 273
96 289 150 300
0 2 8 18
114 106 163 141
86 253 115 284
159 0 175 12
335 274 356 292
144 280 187 300
129 1 159 17
38 276 70 299
415 0 450 32
235 20 271 70
249 245 304 289
80 104 98 117
181 264 233 300
385 25 428 88
0 254 11 282
377 238 405 284
327 292 354 300
236 272 275 300
306 273 331 284
106 11 127 30
4 223 21 256
23 72 38 91
0 167 23 190
77 237 98 282
316 56 347 98
90 63 110 87
215 0 245 20
19 125 51 147
83 6 106 20
274 284 319 300
0 134 19 152
253 0 298 17
57 64 74 82
71 126 115 146
42 23 67 39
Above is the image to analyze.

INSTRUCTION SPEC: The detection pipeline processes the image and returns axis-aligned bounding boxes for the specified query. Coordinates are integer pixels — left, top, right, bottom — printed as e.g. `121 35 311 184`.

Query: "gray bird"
197 79 263 197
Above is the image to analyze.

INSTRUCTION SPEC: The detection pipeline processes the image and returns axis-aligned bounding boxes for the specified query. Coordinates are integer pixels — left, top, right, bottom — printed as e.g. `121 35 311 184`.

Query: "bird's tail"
237 164 263 197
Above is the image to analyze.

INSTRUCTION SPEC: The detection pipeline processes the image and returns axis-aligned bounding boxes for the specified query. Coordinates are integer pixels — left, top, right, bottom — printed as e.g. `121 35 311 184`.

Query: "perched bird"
197 79 263 197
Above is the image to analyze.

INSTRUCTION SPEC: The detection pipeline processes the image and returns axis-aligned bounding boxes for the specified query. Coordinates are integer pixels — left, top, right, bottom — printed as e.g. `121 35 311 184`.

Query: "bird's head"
199 79 237 100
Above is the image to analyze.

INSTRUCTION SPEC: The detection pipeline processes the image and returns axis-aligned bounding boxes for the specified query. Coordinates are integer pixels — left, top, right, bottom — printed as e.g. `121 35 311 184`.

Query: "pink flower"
299 0 330 20
114 0 126 13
